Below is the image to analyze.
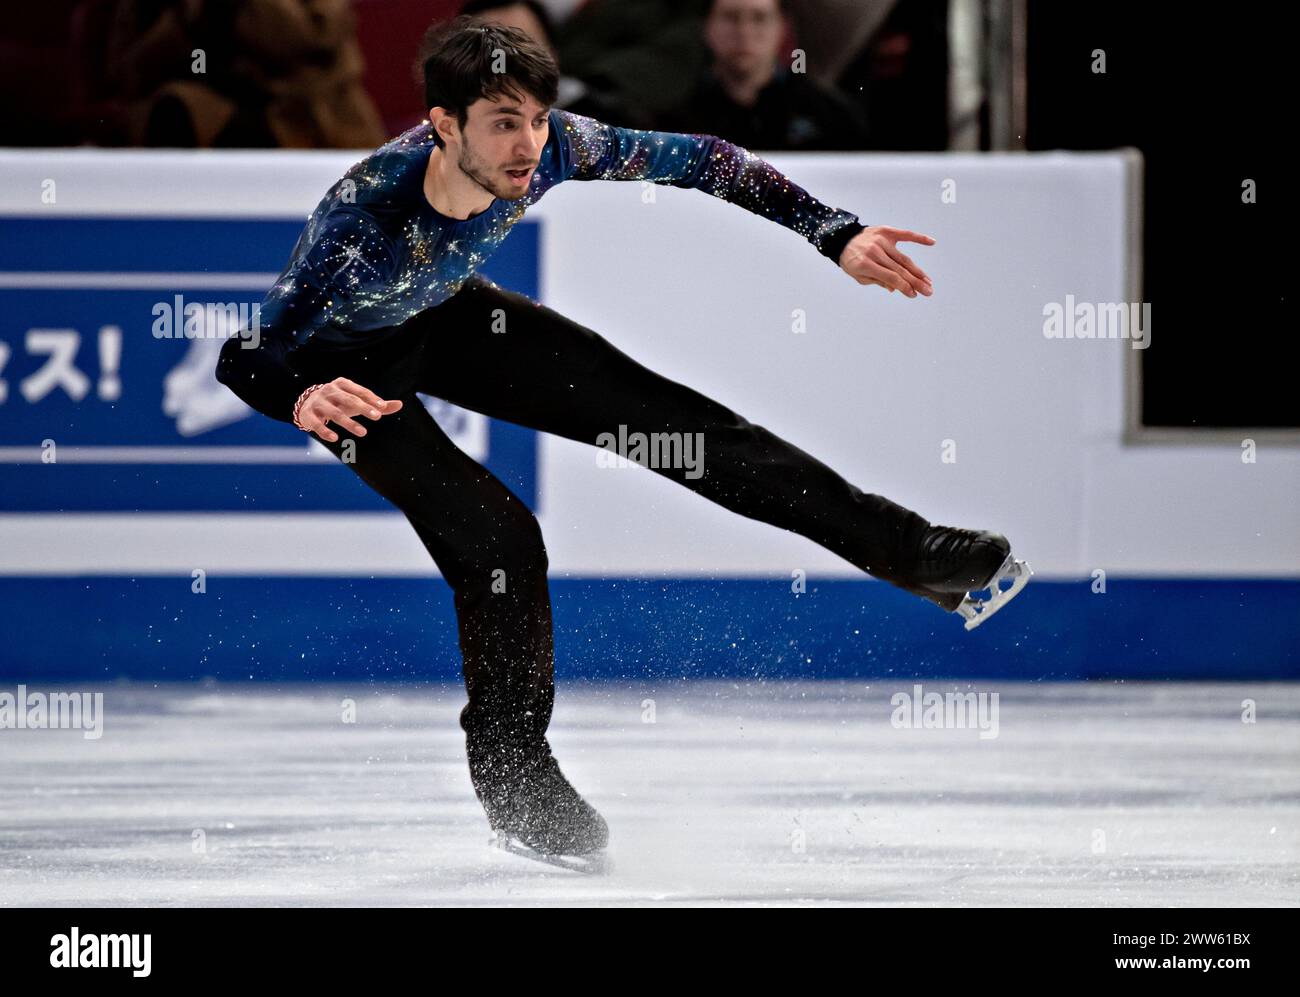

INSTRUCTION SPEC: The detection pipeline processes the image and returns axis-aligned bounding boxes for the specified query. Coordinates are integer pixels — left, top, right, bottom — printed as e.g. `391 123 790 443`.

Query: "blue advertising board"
0 216 540 512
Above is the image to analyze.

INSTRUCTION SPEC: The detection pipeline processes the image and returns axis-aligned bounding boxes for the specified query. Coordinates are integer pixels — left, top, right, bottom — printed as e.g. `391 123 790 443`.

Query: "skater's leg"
413 279 930 588
292 339 557 797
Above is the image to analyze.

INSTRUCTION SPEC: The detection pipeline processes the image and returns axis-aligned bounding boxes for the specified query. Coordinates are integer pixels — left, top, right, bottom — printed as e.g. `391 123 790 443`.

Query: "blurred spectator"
655 0 871 150
104 0 387 148
832 0 950 150
556 0 710 130
783 1 897 89
457 0 640 124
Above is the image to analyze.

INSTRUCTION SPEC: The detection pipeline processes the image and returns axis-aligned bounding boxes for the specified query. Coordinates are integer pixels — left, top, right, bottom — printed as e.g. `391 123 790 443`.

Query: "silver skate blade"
490 832 612 875
957 557 1033 631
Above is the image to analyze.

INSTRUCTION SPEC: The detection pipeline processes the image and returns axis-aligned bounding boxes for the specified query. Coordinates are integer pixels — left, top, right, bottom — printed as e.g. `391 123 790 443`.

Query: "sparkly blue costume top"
217 109 866 423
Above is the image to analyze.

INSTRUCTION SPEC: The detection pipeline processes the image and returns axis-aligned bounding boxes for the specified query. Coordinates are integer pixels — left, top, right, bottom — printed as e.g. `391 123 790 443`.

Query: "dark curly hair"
415 14 560 148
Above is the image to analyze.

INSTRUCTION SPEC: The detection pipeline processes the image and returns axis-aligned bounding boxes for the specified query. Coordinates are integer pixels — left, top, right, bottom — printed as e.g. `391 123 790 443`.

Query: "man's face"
438 91 550 202
705 0 783 78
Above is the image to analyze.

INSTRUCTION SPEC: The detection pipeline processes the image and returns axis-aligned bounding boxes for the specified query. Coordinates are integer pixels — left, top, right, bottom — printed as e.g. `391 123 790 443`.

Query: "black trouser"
289 277 929 793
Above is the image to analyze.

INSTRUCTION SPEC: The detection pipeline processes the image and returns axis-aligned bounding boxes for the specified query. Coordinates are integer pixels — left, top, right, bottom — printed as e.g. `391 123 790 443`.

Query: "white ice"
1 681 1296 906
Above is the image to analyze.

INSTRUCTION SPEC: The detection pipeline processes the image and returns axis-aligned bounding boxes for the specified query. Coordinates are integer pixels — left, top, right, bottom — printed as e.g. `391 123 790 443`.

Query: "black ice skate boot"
895 525 1032 630
473 748 609 870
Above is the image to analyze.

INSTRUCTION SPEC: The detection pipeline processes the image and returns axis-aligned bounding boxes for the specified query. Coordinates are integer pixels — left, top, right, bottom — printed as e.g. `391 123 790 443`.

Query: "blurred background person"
457 0 642 125
3 0 949 150
554 0 710 130
101 0 387 148
829 0 949 150
654 0 871 151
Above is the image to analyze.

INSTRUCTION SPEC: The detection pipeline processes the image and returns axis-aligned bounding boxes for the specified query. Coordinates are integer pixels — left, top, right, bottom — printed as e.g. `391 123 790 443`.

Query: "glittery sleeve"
552 108 865 264
216 209 397 423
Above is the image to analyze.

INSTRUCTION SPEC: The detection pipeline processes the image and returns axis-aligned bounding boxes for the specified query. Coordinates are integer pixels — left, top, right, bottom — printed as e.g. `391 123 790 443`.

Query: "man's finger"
870 269 907 295
885 244 932 289
353 396 402 419
882 252 928 295
333 378 392 415
336 393 385 422
867 252 916 296
321 405 368 437
340 381 404 420
861 261 906 294
306 416 338 443
879 227 936 246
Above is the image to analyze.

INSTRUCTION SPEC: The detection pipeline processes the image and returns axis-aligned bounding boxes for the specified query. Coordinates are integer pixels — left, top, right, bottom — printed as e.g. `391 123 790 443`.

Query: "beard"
458 139 529 202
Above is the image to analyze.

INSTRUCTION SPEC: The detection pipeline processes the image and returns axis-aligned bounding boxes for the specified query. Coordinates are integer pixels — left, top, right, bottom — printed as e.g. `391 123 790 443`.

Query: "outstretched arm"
553 109 933 295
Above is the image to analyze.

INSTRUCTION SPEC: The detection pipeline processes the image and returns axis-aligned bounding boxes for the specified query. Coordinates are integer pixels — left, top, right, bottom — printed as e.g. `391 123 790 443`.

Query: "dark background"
1026 1 1293 429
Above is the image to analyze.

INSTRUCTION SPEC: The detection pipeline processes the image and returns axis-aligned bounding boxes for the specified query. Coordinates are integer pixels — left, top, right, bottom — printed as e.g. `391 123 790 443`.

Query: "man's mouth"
505 165 534 185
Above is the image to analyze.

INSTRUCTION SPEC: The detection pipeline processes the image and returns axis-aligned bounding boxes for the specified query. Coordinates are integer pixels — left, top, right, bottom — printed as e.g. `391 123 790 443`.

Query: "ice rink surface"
1 681 1296 907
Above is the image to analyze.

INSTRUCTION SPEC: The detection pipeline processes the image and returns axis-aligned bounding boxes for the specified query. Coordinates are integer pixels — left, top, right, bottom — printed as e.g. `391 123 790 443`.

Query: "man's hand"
294 377 403 442
838 226 935 297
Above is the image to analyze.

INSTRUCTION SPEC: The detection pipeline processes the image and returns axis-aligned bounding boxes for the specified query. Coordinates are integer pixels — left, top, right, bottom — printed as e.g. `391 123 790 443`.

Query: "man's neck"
424 145 494 221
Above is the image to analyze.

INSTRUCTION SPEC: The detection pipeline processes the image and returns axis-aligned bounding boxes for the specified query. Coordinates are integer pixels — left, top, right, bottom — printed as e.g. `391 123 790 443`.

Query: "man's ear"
429 107 458 146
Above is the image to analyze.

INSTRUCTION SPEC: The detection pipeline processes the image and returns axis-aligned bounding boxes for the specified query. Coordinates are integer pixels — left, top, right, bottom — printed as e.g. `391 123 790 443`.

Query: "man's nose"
517 133 543 161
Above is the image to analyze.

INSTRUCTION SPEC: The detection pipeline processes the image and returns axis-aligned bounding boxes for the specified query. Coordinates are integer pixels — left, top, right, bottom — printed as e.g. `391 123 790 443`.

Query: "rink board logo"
50 928 151 977
0 216 541 512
